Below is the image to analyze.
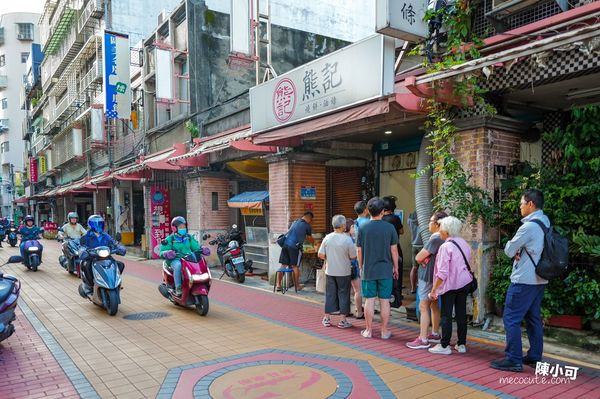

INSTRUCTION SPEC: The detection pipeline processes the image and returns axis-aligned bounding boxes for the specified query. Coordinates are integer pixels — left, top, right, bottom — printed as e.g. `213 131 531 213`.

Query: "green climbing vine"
419 0 496 225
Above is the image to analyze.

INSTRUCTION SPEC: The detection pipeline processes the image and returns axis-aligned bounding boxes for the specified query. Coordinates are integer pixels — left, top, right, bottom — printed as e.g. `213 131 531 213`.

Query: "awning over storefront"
13 197 28 204
411 23 600 87
253 99 394 146
226 159 269 181
170 126 276 165
113 144 186 179
227 191 269 209
84 172 113 190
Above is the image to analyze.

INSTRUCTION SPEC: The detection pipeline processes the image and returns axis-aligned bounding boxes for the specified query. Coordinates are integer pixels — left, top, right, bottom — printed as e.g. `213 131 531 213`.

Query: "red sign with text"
150 186 171 259
29 158 38 183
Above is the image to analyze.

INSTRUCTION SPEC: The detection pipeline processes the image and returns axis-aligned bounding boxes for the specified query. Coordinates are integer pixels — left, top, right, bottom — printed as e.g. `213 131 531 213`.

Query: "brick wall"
454 126 521 321
198 176 230 230
268 161 291 234
454 127 520 241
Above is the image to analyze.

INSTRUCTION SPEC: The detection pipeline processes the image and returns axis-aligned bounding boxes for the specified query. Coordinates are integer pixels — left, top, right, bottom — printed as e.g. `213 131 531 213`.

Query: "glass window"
17 23 34 41
1 98 7 109
0 142 8 152
0 55 5 67
211 192 219 211
21 52 29 63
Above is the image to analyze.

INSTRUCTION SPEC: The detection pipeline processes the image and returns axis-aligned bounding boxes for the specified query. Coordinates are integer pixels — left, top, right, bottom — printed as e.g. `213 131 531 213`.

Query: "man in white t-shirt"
318 214 357 329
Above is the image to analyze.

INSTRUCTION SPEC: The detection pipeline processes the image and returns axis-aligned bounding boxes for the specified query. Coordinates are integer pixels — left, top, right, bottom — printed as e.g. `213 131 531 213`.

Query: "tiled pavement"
0 240 598 398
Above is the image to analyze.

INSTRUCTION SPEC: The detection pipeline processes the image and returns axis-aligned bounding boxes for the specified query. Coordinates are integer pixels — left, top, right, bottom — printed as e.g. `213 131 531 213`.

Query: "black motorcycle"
209 225 252 284
0 257 21 343
7 227 18 247
59 238 81 276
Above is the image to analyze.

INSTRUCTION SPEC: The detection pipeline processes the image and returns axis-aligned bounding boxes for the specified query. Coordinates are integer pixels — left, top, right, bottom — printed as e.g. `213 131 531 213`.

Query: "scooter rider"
160 216 208 297
0 217 9 247
79 215 126 294
61 212 87 240
18 216 43 259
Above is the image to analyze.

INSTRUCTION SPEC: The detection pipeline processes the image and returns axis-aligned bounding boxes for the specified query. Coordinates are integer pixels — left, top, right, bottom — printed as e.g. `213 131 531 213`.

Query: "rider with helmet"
160 216 206 297
79 215 126 294
0 216 9 247
61 212 87 240
18 215 43 258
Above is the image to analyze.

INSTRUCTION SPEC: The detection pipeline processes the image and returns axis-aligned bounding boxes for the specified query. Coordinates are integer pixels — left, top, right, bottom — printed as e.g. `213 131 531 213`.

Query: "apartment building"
0 13 39 219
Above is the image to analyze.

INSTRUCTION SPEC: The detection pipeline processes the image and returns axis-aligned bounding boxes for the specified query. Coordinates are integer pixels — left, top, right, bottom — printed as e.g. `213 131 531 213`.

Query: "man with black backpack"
491 189 550 372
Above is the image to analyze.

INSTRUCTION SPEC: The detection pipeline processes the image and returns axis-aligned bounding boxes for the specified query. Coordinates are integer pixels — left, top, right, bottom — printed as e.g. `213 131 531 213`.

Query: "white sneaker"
428 344 451 355
454 344 467 353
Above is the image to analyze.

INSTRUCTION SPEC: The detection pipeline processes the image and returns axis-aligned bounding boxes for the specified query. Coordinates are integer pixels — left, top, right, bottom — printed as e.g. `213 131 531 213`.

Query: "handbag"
276 234 286 247
448 240 478 294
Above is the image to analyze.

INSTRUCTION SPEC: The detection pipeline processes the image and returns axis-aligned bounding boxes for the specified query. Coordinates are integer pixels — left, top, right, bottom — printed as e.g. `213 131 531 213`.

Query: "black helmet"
171 216 187 227
382 196 397 211
87 214 105 233
24 215 34 223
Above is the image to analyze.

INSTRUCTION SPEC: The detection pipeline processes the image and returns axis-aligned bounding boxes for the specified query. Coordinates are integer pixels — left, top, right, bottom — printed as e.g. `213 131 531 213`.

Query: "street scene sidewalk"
1 240 598 399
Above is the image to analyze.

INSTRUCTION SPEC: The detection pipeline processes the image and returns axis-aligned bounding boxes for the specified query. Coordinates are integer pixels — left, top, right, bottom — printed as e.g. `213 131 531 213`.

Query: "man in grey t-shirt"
356 197 399 340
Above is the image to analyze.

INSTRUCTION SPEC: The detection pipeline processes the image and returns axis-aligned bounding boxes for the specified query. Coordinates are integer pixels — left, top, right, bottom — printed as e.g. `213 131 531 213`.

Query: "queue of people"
309 196 475 353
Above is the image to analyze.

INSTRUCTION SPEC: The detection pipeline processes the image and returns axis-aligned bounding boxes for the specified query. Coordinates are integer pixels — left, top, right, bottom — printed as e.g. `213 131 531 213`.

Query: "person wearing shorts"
356 198 399 340
277 211 314 291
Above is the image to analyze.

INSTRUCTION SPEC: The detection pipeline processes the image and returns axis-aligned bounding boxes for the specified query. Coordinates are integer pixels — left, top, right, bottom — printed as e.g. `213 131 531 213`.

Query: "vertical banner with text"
29 158 38 183
103 30 131 119
150 186 171 259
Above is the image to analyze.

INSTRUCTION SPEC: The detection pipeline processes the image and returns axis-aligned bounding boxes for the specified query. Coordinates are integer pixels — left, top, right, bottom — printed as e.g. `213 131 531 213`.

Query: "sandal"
355 314 365 320
361 329 372 338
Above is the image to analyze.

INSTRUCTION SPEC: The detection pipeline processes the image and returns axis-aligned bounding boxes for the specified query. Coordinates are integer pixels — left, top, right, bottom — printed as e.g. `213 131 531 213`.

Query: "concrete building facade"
0 12 40 218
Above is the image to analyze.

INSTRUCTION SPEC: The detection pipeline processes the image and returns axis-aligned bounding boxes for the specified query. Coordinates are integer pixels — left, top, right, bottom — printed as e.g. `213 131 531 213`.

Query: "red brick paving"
0 308 79 399
123 256 600 399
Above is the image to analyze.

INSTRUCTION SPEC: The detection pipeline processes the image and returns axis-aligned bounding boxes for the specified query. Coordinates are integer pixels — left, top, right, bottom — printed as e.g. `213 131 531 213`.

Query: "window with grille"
0 28 4 45
212 192 219 211
1 98 7 109
21 52 29 63
1 142 9 153
17 23 34 41
0 55 5 67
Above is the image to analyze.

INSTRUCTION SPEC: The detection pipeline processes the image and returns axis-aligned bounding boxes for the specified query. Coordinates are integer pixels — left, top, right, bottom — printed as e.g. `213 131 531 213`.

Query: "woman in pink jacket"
428 216 473 355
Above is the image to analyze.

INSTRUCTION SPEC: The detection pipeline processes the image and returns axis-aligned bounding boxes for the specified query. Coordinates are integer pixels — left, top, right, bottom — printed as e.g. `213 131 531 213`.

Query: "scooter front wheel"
236 273 246 284
106 290 119 316
195 295 209 316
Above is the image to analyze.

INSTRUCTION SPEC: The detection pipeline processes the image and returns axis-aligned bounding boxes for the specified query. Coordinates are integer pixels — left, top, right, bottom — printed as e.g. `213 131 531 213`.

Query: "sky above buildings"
0 0 44 15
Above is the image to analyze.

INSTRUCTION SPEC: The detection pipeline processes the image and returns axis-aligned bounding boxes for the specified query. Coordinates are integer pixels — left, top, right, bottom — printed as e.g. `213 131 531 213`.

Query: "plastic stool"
273 267 297 294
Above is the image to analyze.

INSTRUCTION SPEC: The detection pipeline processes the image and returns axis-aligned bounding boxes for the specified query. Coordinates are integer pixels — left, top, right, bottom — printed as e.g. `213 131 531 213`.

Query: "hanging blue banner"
103 30 131 119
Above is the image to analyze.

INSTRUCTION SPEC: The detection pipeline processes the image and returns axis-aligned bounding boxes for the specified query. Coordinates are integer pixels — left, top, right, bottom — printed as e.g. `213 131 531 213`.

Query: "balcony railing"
80 60 102 92
78 0 104 33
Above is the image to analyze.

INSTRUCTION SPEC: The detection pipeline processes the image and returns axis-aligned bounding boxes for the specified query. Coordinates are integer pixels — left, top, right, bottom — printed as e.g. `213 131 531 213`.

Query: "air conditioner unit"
489 0 543 16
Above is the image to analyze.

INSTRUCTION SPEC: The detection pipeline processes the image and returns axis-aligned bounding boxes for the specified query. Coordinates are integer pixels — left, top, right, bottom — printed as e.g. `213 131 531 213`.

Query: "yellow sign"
15 172 22 186
38 155 47 175
241 208 263 216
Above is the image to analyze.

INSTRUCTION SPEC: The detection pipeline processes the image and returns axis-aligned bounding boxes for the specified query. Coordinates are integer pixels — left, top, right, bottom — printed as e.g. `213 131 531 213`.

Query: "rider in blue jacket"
79 215 126 294
0 217 9 247
18 215 43 258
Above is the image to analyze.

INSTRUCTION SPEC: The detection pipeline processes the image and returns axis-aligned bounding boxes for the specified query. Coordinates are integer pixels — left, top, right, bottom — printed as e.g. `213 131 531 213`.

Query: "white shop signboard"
250 34 395 133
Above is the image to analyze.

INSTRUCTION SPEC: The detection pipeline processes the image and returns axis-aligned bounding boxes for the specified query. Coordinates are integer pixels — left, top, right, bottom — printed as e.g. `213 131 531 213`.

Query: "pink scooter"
158 250 211 316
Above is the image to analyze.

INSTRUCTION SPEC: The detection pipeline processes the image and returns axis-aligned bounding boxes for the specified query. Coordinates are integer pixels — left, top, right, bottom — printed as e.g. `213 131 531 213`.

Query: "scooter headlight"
192 273 210 282
97 249 110 258
28 247 39 252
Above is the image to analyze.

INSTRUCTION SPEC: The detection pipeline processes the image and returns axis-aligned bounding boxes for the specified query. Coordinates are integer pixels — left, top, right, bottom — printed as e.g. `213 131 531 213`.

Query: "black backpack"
524 219 569 280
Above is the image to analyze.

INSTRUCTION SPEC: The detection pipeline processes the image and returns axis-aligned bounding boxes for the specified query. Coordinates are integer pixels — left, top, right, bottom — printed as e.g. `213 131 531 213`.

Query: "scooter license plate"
232 257 244 265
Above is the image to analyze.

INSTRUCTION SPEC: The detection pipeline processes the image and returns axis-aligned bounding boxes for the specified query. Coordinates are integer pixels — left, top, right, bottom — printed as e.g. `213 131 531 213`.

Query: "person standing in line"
318 215 357 329
491 189 549 372
428 216 473 355
277 211 314 291
382 196 404 287
345 218 363 319
406 211 447 349
407 211 423 294
356 197 399 339
353 200 370 239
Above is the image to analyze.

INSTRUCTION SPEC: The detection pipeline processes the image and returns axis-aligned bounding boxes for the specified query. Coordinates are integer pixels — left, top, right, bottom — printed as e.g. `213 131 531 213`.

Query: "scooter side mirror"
58 227 64 232
115 232 122 242
6 255 23 264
